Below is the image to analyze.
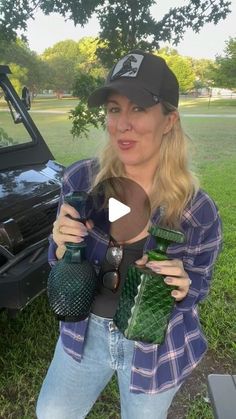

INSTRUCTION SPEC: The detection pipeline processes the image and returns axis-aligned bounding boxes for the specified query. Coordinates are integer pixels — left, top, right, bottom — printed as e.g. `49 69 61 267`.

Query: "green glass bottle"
47 192 98 322
113 226 185 344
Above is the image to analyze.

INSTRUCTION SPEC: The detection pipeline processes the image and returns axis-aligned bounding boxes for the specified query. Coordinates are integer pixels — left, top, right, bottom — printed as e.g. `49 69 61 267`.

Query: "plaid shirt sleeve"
170 190 223 311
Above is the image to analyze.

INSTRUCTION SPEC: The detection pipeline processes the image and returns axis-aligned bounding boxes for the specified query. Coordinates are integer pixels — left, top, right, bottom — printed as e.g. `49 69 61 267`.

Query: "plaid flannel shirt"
48 158 222 394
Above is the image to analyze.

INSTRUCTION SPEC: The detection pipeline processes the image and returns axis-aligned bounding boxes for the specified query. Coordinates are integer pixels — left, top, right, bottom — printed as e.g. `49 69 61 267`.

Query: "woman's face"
106 93 177 172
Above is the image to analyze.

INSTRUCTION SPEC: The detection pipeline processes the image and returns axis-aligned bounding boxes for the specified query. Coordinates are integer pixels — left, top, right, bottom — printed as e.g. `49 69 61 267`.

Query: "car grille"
16 203 57 248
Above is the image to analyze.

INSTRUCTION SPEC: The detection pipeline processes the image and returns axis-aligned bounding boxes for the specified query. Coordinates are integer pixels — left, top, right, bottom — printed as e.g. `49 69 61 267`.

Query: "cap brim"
88 80 156 108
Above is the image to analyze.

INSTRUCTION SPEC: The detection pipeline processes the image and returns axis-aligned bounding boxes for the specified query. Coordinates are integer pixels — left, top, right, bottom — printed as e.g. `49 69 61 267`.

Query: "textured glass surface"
113 226 185 344
48 251 97 321
47 192 98 321
113 265 175 343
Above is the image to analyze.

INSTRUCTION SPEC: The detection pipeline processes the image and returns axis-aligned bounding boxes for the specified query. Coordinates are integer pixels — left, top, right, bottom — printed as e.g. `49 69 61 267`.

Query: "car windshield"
0 85 32 149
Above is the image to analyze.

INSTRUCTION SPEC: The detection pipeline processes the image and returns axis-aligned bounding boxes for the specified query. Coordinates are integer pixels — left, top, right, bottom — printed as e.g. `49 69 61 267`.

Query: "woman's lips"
117 140 136 150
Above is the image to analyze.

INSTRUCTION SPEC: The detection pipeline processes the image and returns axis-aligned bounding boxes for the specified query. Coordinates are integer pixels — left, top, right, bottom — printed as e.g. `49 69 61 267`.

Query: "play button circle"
86 177 151 242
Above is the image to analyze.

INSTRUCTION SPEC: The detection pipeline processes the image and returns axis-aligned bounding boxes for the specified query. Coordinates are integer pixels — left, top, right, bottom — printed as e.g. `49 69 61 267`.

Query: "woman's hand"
53 203 93 251
135 255 191 301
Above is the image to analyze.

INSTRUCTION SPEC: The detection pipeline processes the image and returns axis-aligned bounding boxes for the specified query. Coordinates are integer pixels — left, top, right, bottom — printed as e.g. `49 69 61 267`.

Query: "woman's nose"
117 112 132 132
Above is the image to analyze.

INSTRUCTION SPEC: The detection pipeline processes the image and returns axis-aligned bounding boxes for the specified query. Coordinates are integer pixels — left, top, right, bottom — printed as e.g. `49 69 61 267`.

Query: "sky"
26 0 236 60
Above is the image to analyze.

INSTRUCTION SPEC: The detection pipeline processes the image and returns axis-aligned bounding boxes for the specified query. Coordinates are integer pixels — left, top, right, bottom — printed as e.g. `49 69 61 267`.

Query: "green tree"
70 70 105 137
0 38 50 94
69 102 105 138
191 58 216 88
68 38 106 137
42 55 76 96
76 37 106 78
211 37 236 89
158 49 195 93
2 0 230 136
41 38 105 95
189 58 217 94
42 39 80 61
41 40 81 95
0 1 232 66
7 63 28 94
72 71 104 99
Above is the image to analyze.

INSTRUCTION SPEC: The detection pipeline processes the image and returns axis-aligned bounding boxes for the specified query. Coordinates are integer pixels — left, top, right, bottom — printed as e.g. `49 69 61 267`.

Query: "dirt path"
167 351 235 418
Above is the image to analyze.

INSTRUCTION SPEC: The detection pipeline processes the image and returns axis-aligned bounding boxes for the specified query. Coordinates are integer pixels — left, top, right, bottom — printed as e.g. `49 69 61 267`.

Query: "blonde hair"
94 101 199 228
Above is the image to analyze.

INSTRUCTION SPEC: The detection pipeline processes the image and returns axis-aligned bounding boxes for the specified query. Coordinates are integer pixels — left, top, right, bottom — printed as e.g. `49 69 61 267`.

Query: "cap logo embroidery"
111 53 144 80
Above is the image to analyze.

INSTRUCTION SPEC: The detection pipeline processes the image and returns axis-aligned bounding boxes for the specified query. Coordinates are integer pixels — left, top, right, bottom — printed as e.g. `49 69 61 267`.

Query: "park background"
0 0 236 418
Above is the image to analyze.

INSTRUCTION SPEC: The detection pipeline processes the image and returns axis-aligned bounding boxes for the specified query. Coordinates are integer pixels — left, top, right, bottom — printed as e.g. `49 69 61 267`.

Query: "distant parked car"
0 65 64 314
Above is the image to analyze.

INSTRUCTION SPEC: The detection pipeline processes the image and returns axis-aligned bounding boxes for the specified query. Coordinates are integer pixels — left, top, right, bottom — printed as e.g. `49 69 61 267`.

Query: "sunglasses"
102 238 123 292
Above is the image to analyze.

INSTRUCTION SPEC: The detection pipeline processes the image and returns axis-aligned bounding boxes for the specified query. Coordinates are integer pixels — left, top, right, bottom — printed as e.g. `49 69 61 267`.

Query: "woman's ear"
163 111 179 134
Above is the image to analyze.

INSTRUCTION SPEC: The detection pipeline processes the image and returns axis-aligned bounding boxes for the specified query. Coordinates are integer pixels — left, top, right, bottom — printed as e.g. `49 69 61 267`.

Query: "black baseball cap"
88 50 179 109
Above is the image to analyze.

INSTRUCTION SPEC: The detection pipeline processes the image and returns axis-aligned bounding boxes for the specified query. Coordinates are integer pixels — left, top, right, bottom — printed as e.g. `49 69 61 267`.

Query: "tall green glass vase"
113 226 185 344
47 192 98 322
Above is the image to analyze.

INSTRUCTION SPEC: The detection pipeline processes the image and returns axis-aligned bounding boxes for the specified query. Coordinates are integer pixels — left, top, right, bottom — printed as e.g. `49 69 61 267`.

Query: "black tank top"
91 236 147 318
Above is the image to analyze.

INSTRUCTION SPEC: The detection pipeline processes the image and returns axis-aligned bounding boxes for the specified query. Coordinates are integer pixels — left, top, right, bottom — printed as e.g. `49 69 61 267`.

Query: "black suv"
0 65 64 313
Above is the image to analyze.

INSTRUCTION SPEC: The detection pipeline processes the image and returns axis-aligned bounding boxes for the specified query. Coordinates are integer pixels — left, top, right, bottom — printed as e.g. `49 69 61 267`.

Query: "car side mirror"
21 86 31 110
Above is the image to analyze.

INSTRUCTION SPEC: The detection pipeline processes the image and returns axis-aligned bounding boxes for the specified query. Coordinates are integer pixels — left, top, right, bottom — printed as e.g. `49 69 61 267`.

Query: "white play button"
108 197 131 222
85 177 151 242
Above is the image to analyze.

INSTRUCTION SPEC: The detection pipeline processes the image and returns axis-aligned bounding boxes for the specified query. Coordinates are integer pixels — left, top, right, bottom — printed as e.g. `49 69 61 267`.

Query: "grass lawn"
180 97 236 114
0 98 236 419
29 95 236 114
29 112 107 167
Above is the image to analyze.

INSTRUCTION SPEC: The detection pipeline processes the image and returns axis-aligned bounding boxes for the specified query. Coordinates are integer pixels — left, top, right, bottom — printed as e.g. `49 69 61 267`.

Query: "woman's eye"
133 106 144 112
107 107 120 113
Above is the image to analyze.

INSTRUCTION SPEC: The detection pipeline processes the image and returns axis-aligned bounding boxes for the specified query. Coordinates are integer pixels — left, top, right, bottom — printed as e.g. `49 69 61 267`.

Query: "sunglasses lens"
106 246 123 268
103 271 120 291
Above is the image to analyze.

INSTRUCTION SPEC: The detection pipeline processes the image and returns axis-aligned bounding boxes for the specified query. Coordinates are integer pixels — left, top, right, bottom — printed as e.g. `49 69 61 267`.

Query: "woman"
36 50 222 419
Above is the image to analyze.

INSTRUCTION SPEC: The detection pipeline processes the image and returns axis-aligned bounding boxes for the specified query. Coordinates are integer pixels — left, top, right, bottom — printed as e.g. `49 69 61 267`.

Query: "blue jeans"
36 313 181 419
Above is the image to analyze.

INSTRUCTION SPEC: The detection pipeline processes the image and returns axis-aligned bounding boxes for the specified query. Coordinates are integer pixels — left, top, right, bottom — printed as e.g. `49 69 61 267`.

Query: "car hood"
0 160 64 220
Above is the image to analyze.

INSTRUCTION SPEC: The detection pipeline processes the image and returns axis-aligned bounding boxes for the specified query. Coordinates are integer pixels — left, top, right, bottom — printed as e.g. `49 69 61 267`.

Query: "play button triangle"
108 197 131 222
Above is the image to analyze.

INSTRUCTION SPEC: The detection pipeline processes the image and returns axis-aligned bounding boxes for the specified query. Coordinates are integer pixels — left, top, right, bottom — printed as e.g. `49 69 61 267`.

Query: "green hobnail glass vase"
113 226 185 344
47 192 98 322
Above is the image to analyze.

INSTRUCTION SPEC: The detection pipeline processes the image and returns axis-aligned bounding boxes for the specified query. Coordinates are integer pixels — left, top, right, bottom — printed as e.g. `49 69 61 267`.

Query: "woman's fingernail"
164 276 173 284
172 291 178 297
147 263 161 272
80 227 87 232
164 278 172 284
